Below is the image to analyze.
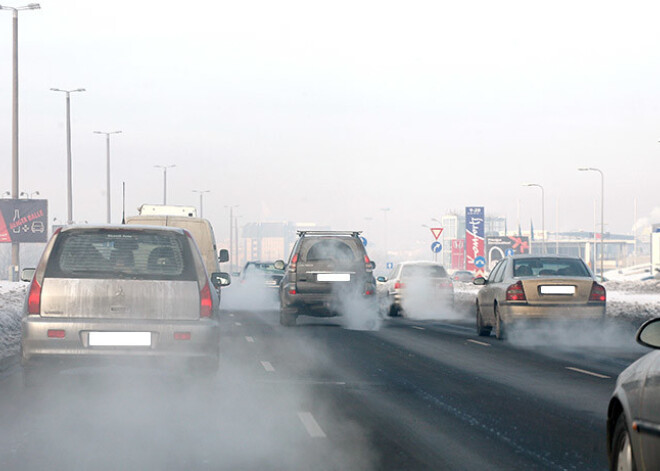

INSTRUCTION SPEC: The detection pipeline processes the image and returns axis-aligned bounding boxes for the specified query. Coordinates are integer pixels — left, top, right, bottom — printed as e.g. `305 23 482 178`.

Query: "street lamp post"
1 3 40 280
93 130 121 223
19 190 38 199
578 167 605 277
192 190 210 218
154 164 175 204
523 183 546 254
225 205 238 273
51 87 85 224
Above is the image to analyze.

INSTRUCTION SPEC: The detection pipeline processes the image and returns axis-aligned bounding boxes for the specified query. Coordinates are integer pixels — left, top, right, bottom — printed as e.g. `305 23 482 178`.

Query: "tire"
610 413 636 471
494 304 506 340
476 303 492 337
280 306 298 326
389 301 401 317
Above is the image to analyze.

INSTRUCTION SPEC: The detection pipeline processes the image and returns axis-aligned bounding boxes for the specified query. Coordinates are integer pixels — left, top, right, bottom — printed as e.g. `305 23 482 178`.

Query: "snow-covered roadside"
0 281 27 363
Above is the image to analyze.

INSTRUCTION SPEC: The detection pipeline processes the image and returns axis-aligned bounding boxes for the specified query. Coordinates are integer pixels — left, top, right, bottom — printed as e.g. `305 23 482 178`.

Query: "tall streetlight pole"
578 167 605 277
522 183 545 254
192 189 210 218
93 130 121 223
154 164 175 204
51 87 85 224
225 204 238 273
1 3 40 280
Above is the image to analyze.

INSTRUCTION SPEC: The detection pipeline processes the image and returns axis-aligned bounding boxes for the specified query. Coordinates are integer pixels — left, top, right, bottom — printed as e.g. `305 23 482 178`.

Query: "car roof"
58 224 187 235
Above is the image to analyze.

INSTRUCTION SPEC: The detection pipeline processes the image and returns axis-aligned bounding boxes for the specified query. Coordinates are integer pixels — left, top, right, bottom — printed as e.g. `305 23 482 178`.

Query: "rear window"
402 265 448 278
513 258 590 278
301 238 361 263
45 229 197 281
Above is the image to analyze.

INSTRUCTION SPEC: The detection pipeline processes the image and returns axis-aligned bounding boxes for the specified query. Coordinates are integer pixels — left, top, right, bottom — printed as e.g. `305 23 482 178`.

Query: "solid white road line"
565 366 611 379
297 411 327 438
466 339 491 347
261 361 275 372
411 326 425 330
235 322 242 326
245 336 255 343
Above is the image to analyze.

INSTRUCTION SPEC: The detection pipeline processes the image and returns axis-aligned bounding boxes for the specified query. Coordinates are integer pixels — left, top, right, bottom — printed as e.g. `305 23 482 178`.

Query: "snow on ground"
0 280 658 363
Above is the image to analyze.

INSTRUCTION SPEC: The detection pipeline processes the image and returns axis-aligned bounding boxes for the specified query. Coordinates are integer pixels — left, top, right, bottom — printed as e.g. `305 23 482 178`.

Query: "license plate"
89 331 152 346
540 285 575 295
317 273 350 282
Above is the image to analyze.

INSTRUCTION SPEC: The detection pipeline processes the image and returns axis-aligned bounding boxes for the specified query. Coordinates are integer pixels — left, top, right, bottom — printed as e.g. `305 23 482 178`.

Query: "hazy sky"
0 0 658 254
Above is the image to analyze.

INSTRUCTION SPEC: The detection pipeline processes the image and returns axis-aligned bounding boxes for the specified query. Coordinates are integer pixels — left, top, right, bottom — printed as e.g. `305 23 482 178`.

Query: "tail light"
506 280 526 301
289 253 298 272
200 281 213 318
27 279 42 314
364 255 373 272
439 280 453 289
394 281 404 290
589 282 606 302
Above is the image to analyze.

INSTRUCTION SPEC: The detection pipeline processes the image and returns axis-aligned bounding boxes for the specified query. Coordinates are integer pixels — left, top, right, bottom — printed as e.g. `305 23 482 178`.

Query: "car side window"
489 260 505 283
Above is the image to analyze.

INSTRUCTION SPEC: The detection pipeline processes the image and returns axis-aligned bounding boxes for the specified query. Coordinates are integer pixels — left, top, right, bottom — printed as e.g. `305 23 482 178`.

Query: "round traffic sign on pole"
431 242 442 253
474 256 486 268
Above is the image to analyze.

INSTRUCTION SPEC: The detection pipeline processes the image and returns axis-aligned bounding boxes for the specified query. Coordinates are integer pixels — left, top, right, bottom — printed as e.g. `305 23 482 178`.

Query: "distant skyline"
0 0 658 254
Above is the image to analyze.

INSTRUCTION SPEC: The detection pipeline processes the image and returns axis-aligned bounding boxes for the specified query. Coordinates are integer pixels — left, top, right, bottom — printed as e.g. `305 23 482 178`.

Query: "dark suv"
275 231 377 326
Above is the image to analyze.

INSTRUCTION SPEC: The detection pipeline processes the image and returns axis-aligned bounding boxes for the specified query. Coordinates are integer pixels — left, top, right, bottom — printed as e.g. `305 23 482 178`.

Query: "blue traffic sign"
386 262 393 269
505 248 514 257
431 242 442 253
360 236 367 246
474 256 486 268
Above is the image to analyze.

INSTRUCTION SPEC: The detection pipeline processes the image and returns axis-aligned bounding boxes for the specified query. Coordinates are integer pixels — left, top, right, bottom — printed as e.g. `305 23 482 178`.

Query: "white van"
125 215 229 278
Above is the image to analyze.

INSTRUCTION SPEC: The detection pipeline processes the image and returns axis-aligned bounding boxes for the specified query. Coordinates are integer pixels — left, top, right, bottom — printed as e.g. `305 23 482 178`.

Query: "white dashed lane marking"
565 366 610 379
297 412 327 438
235 322 242 326
245 336 255 343
261 361 275 372
466 339 491 347
411 326 425 331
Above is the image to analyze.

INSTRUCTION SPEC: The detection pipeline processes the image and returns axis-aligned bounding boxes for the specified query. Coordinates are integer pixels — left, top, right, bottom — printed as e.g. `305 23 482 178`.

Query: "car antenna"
121 181 126 224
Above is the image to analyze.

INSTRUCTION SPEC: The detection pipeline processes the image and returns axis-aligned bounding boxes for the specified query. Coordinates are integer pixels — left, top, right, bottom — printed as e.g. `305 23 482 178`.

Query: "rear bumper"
21 316 219 364
281 285 377 316
499 303 606 322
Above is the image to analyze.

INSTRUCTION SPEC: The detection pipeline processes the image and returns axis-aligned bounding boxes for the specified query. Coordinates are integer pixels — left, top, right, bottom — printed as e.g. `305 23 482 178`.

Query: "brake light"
174 332 191 340
506 280 527 301
289 289 297 295
27 279 41 314
290 253 298 272
394 282 404 289
200 281 213 318
589 282 606 302
47 329 65 338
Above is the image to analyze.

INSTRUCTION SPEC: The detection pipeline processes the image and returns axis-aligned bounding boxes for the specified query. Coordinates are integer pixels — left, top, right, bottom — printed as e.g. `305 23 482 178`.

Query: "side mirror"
368 261 376 270
218 249 229 263
473 277 487 286
273 260 286 270
210 272 231 289
20 268 35 282
637 318 660 349
376 276 386 283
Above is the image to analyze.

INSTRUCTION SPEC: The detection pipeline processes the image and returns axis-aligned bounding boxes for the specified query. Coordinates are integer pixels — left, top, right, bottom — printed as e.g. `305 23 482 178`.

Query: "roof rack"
297 230 362 236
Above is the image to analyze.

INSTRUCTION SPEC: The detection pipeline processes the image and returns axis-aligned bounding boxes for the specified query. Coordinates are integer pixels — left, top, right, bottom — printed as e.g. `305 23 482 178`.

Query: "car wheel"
476 303 492 337
280 306 298 326
611 413 636 471
495 304 506 340
389 301 401 317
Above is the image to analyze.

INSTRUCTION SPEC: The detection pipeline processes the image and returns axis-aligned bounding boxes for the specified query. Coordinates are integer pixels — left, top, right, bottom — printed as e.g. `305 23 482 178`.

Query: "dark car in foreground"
608 318 660 471
239 261 285 290
276 231 376 326
473 254 606 339
20 225 230 382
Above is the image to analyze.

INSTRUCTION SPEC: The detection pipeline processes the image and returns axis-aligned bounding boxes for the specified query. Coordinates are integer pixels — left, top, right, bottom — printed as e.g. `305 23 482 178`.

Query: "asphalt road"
0 301 648 471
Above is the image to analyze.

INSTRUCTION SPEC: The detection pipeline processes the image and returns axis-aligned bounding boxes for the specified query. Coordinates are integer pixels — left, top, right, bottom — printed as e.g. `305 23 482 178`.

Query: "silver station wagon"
473 254 606 339
20 225 230 381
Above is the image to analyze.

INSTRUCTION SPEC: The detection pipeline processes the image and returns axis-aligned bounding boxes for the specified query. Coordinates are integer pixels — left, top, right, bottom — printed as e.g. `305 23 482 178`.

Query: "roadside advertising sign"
465 206 485 275
0 199 48 243
451 239 465 270
486 236 530 271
